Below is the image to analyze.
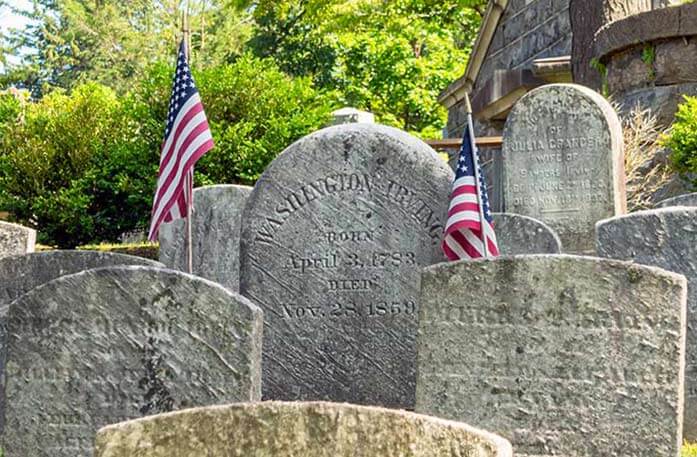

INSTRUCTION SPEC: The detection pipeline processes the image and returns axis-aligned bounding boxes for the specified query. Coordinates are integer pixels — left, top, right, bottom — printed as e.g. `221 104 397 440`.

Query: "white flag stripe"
445 234 469 259
445 210 482 232
154 109 208 196
159 94 201 164
452 176 477 190
150 129 213 228
449 193 479 209
461 228 485 256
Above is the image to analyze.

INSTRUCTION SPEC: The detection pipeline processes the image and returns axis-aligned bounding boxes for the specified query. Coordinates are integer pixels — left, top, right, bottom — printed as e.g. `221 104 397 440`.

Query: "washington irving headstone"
1 266 262 457
416 255 686 457
239 123 453 408
159 185 252 291
502 84 626 253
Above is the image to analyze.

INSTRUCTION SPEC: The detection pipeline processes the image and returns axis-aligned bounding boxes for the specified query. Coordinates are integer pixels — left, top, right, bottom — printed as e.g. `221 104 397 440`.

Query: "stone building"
439 0 573 139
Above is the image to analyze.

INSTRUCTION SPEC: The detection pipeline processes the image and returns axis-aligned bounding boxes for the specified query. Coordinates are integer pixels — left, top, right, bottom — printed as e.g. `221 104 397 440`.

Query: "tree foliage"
665 95 697 188
0 57 330 247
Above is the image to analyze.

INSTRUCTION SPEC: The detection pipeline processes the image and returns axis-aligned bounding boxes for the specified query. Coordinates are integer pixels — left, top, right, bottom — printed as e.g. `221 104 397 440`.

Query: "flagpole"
182 7 194 274
464 93 490 259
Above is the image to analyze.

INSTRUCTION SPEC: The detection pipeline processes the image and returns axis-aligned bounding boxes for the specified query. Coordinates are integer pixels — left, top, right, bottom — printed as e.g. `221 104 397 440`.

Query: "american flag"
441 113 499 260
148 40 214 242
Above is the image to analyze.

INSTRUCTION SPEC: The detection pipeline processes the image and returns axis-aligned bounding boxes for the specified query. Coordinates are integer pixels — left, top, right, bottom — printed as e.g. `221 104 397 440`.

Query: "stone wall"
446 0 571 138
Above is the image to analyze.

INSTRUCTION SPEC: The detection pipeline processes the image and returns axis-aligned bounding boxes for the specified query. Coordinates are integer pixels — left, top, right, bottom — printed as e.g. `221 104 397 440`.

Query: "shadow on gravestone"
596 207 697 441
159 185 252 292
416 255 686 457
1 266 263 457
655 192 697 209
94 402 512 457
0 221 36 260
492 213 562 255
240 123 453 409
502 84 626 254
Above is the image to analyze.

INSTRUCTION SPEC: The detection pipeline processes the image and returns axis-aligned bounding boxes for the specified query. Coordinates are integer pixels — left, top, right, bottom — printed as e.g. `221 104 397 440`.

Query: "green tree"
665 95 697 188
247 0 486 137
0 56 331 247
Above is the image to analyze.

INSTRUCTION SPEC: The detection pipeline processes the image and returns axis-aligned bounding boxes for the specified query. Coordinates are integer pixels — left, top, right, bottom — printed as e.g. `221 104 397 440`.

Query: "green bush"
665 95 697 187
0 56 333 247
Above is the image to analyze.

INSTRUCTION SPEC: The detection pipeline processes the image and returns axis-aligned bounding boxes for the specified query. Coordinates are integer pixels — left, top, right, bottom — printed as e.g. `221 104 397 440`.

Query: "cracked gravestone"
159 185 252 292
1 266 262 457
416 255 686 457
502 84 625 253
239 123 453 408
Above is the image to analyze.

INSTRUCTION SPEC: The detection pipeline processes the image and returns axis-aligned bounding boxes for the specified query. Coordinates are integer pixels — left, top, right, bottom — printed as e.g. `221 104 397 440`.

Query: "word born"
281 300 416 320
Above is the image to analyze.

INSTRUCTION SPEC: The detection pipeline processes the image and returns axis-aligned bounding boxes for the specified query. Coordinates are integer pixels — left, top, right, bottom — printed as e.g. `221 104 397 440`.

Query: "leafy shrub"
665 95 697 188
0 56 332 247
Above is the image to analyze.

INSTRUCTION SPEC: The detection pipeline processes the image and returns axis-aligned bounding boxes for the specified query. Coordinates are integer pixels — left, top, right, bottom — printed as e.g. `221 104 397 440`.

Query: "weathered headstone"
0 221 36 260
655 192 697 208
94 401 513 457
240 123 453 408
2 266 263 457
596 207 697 440
159 185 252 291
416 255 686 457
502 84 625 253
492 213 562 255
0 250 161 306
331 107 375 125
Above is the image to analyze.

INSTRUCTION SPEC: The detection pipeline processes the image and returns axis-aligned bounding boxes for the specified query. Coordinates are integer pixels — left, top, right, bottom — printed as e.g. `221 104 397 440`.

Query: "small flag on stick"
148 40 214 242
441 100 499 260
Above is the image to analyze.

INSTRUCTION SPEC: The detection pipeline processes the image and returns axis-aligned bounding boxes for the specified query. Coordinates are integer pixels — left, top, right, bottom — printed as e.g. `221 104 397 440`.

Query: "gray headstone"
0 250 161 306
159 185 252 291
0 221 36 260
1 266 263 457
502 84 626 254
655 192 697 208
416 255 686 457
95 402 513 457
492 213 562 255
596 207 697 440
240 123 453 408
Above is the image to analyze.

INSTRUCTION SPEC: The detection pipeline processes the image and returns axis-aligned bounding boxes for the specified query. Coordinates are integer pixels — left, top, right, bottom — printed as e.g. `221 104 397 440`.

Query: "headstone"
492 213 562 255
159 185 252 292
331 107 375 125
596 207 697 440
240 123 453 408
655 192 697 208
502 84 625 253
2 266 263 457
94 401 513 457
416 255 686 457
0 221 36 259
0 250 161 306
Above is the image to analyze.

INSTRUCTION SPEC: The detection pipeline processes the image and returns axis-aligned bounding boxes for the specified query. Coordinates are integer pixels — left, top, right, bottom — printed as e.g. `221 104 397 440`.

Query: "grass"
684 442 697 457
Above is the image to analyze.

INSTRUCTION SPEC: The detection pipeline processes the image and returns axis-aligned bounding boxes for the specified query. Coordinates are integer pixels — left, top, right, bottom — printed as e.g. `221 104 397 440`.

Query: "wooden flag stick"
464 93 490 259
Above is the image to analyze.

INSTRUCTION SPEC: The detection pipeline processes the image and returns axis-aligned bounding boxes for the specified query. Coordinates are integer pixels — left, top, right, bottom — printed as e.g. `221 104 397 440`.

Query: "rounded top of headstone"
655 192 697 209
193 184 253 195
492 213 562 255
95 401 512 457
0 250 162 306
251 123 451 187
597 205 697 227
330 107 375 125
424 254 686 287
504 83 622 139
